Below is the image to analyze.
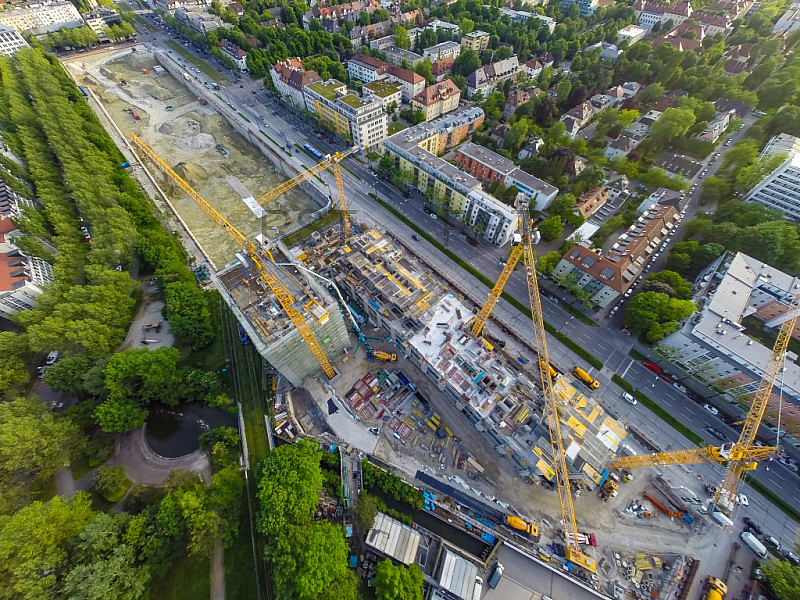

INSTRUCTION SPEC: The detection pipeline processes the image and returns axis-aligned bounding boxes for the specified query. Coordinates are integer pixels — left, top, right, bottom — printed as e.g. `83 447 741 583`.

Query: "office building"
304 79 387 151
270 58 323 110
461 30 490 53
745 152 800 219
411 80 461 121
174 7 221 32
151 0 210 12
760 133 800 158
0 24 29 55
662 252 800 429
425 19 460 37
0 1 81 34
553 204 680 308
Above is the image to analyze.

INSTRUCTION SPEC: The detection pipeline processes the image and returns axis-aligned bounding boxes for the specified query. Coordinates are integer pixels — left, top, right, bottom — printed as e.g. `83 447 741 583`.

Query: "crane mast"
129 134 337 379
517 197 595 573
713 291 800 513
255 147 356 239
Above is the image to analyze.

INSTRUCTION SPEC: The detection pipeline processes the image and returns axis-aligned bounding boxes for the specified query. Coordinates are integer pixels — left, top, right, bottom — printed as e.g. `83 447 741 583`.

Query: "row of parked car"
743 517 800 565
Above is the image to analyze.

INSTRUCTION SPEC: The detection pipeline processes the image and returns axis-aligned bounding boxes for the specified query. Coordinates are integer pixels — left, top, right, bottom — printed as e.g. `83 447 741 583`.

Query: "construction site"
74 46 791 600
64 47 320 267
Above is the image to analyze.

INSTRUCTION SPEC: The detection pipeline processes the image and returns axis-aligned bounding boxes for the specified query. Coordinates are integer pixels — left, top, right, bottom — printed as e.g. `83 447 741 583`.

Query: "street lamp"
557 316 575 333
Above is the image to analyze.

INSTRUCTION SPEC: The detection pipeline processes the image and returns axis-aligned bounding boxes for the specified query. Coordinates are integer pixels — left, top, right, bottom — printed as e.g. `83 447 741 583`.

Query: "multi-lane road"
126 19 799 548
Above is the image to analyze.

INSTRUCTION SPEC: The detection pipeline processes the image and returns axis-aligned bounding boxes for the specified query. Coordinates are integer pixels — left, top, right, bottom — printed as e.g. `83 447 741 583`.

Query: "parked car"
743 517 763 535
703 404 719 416
643 360 661 373
764 535 781 551
706 426 726 441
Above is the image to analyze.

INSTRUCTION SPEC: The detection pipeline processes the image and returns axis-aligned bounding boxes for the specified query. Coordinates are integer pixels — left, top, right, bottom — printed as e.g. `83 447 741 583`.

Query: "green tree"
163 283 214 350
0 494 95 600
0 332 30 397
373 559 424 600
624 292 696 342
638 82 665 104
550 193 576 218
366 151 381 169
353 493 378 532
459 18 474 36
538 250 563 275
503 118 531 153
453 49 481 77
648 107 696 147
762 559 800 600
103 347 181 407
257 439 323 535
394 26 411 49
645 270 692 299
700 176 732 205
538 215 564 242
414 59 434 86
268 521 358 600
721 140 760 172
92 465 129 502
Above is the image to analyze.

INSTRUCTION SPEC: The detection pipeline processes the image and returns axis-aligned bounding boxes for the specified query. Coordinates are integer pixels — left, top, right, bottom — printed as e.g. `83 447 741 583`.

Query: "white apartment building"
466 55 519 98
304 80 388 151
0 1 81 33
774 1 800 33
422 40 461 62
0 24 29 55
462 189 517 245
498 7 556 32
617 23 648 45
347 53 390 83
745 152 800 219
270 58 322 109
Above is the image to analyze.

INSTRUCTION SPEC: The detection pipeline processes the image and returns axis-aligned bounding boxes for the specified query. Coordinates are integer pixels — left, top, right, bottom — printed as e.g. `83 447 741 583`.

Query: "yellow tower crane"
471 235 523 338
255 147 358 239
610 291 800 516
517 196 596 573
129 134 337 379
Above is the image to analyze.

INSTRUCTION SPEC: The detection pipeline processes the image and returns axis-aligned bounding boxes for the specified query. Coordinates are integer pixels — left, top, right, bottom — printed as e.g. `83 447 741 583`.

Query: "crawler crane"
129 134 337 379
610 292 800 515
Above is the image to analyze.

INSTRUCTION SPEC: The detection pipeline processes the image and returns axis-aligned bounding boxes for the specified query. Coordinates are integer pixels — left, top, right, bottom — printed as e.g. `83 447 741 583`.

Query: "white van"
472 575 483 600
741 531 767 559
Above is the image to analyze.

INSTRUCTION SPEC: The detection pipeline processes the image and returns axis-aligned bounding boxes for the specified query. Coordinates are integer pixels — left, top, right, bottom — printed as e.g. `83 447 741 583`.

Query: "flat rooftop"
458 142 519 176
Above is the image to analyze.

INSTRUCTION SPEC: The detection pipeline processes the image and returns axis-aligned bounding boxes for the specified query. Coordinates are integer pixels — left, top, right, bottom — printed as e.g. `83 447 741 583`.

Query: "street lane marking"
620 358 634 379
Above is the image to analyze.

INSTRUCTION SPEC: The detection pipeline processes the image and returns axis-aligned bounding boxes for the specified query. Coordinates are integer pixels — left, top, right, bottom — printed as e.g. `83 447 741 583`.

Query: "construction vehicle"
469 233 522 338
566 531 598 547
255 146 358 240
540 358 559 380
600 478 618 502
129 134 337 379
608 292 800 517
197 97 207 105
515 196 596 574
701 576 727 600
506 516 540 540
488 563 504 589
373 351 396 362
572 367 600 390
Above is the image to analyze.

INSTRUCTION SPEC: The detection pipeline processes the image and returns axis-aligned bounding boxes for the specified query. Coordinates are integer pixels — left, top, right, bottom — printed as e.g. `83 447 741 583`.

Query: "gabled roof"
413 80 461 106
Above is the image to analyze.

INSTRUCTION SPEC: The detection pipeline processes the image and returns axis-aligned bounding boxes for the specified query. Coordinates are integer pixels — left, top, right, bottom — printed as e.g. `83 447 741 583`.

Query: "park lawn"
150 552 211 600
164 40 228 83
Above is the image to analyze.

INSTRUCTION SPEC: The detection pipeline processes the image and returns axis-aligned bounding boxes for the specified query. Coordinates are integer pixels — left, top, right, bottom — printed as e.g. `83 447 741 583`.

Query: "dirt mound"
98 67 116 82
112 53 154 72
141 82 175 102
176 133 215 150
174 162 210 183
158 123 175 135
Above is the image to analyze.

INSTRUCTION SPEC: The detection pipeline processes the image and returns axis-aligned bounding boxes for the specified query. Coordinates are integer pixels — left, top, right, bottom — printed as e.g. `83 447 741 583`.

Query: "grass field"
164 40 228 83
149 553 210 600
388 122 406 135
225 486 264 600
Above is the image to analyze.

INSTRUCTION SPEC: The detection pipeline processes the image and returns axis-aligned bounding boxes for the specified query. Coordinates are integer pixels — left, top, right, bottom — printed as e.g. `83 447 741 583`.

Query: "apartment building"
151 0 209 13
270 58 323 109
0 1 81 33
411 80 461 121
617 23 648 44
423 40 461 62
633 0 693 30
304 79 388 151
384 46 424 67
364 80 402 111
455 143 557 210
466 55 519 98
425 19 460 37
696 112 731 143
553 204 680 307
0 24 29 55
745 152 800 219
382 131 517 245
174 8 221 33
774 1 800 33
347 52 390 83
0 187 53 319
560 0 602 16
386 65 426 103
461 30 490 53
431 56 455 82
498 7 557 32
575 188 609 218
219 39 248 71
662 252 800 429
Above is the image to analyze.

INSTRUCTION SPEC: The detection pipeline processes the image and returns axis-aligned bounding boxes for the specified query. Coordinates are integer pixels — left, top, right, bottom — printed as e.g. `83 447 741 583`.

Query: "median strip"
368 193 602 369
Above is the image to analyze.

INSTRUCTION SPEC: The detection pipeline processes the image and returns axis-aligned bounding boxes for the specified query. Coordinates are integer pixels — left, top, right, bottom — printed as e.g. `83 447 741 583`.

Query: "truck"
506 516 539 539
373 351 397 362
488 563 504 589
740 531 767 558
566 531 598 547
573 367 600 389
701 576 728 600
540 358 559 380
